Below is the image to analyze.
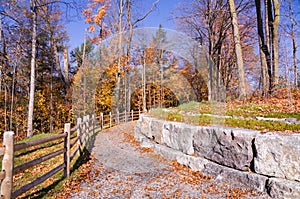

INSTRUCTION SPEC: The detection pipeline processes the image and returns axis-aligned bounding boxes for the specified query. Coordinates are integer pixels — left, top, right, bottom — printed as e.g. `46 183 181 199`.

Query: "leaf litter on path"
66 122 268 199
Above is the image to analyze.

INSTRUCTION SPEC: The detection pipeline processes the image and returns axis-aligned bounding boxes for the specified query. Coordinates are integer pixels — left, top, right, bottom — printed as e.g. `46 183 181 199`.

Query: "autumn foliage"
83 0 110 42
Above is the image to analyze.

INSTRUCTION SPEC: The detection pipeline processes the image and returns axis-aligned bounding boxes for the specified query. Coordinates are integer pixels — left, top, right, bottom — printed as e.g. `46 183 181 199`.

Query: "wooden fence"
0 110 143 198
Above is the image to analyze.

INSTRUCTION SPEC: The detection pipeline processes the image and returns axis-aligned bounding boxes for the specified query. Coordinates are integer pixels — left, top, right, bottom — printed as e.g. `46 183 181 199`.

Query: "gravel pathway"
69 122 268 199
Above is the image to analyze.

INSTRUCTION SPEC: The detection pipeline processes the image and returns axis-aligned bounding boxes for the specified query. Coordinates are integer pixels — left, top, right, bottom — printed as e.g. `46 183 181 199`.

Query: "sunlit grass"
148 101 300 132
11 128 99 198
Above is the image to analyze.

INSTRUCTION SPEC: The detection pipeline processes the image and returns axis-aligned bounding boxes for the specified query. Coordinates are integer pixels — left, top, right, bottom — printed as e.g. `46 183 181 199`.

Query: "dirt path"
69 122 268 199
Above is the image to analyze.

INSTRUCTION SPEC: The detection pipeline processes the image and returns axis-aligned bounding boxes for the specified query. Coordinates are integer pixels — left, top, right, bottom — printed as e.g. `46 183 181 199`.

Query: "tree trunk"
142 54 146 111
63 47 69 84
27 0 37 138
4 86 7 131
228 0 246 99
288 0 298 87
116 0 124 114
126 0 133 113
265 0 272 90
255 0 270 96
10 66 16 131
271 0 279 87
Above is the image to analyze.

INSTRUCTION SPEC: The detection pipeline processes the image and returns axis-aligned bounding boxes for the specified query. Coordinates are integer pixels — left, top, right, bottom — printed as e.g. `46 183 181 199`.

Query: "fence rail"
0 110 143 198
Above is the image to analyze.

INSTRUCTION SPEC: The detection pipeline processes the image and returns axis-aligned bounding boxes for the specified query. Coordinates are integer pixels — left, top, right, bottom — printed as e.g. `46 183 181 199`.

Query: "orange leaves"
83 0 110 42
94 0 105 3
95 5 107 25
83 8 92 18
89 25 96 32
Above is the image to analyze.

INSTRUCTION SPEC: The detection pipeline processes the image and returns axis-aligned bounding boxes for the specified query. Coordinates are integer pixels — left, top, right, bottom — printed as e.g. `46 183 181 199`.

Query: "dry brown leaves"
231 88 300 113
55 157 96 199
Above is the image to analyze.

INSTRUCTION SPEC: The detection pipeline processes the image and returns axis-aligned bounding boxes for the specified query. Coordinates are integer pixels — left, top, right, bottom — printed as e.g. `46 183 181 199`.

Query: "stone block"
193 127 257 171
176 155 209 172
254 134 300 181
266 178 300 199
139 116 152 137
153 143 183 161
202 162 268 192
149 118 164 143
162 122 195 155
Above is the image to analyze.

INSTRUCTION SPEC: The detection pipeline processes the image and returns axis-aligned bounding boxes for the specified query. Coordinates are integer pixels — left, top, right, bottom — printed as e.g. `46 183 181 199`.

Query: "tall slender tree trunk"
116 0 123 114
288 0 298 87
82 32 87 115
10 66 16 130
228 0 246 99
126 0 133 113
63 47 69 84
27 0 37 138
265 0 272 90
50 62 53 133
142 54 146 111
255 0 270 96
4 86 7 131
272 0 280 86
0 15 7 107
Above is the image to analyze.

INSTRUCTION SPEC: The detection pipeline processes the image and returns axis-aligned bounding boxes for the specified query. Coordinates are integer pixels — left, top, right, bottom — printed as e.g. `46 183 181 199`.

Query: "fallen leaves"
54 122 266 199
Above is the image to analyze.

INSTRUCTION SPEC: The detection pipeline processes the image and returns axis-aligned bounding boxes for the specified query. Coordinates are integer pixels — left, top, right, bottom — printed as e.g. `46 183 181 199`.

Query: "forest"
0 0 300 140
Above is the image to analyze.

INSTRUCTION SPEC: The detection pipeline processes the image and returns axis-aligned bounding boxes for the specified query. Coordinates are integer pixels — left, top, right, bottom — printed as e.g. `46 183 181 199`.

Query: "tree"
70 40 94 73
254 0 280 95
27 0 38 137
272 0 280 87
228 0 246 99
124 0 159 112
174 0 255 98
255 0 270 96
287 0 298 87
0 0 76 138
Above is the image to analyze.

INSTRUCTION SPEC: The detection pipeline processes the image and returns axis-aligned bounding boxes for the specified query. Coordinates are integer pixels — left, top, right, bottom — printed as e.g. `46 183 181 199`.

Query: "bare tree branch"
132 0 159 26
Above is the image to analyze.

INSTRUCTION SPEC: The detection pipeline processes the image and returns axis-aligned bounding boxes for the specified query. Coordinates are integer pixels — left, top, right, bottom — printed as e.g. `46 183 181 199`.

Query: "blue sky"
66 0 184 50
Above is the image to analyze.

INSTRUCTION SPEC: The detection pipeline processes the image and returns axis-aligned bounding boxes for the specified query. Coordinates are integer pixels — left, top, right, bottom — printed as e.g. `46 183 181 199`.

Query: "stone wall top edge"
142 114 259 134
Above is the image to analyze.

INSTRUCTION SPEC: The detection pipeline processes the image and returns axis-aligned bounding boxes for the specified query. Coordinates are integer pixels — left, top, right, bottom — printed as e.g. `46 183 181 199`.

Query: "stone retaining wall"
134 115 300 198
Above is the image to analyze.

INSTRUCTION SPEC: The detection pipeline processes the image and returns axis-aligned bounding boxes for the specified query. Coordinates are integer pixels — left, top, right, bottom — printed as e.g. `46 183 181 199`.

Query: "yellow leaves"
94 0 105 3
89 25 96 32
85 17 92 23
83 8 92 16
83 0 110 41
95 6 106 25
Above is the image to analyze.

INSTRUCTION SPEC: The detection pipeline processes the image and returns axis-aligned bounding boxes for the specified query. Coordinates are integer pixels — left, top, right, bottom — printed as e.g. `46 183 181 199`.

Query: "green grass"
149 101 300 132
12 128 101 199
225 118 300 131
16 133 57 144
226 103 271 117
264 112 300 120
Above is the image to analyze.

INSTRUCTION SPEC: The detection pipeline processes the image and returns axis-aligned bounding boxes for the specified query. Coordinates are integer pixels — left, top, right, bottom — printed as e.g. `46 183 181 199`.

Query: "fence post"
92 114 95 135
109 112 112 128
77 118 82 157
131 110 133 121
82 116 86 147
1 131 14 199
64 123 71 178
86 115 90 144
125 110 127 123
117 111 119 125
101 112 103 130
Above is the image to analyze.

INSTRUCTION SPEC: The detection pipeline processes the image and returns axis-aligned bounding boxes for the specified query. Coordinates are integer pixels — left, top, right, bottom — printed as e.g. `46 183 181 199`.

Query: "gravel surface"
69 122 268 199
